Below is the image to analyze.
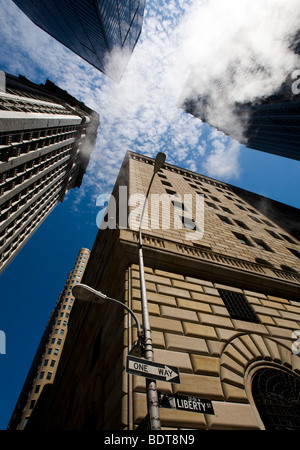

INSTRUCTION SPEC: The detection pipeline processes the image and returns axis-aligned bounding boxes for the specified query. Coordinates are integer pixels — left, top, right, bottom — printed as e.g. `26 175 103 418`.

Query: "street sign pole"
138 153 166 431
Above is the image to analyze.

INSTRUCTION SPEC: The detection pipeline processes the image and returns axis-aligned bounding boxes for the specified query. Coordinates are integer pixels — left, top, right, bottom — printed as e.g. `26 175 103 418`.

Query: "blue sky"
0 0 299 429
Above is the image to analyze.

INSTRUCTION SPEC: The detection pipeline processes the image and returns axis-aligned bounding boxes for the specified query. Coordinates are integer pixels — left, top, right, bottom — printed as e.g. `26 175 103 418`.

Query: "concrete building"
12 0 146 83
8 248 90 430
0 73 99 273
23 151 300 430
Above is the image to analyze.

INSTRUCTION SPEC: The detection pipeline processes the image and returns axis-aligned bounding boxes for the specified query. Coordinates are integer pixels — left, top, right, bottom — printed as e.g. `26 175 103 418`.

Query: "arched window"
255 258 274 267
280 265 298 273
252 368 300 430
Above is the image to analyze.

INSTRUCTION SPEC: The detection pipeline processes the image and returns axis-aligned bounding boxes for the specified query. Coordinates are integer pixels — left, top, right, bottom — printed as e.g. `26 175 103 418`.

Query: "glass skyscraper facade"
12 0 146 82
181 31 300 161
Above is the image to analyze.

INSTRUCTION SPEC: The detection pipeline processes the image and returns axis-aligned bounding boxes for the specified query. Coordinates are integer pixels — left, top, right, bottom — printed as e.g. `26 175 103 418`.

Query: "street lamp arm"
105 295 142 339
72 284 142 338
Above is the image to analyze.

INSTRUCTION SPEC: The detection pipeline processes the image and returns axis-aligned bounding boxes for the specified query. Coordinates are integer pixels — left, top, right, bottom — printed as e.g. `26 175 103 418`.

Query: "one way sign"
126 356 180 384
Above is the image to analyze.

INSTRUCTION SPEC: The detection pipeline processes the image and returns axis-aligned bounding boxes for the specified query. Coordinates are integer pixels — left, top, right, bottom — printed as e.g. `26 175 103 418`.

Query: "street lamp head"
72 284 106 304
153 152 166 173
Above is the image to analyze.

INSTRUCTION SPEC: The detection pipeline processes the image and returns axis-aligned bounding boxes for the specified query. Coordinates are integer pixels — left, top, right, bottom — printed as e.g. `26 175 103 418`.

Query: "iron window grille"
218 289 260 323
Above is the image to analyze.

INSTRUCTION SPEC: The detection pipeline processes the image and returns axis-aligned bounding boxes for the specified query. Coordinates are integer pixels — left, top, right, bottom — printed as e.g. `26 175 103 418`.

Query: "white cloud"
202 133 241 179
179 0 300 143
0 0 297 206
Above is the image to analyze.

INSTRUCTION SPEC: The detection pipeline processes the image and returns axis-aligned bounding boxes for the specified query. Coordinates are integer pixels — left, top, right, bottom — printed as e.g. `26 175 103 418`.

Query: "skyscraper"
180 32 300 161
8 248 90 430
16 152 300 430
181 72 300 161
12 0 146 83
0 73 99 273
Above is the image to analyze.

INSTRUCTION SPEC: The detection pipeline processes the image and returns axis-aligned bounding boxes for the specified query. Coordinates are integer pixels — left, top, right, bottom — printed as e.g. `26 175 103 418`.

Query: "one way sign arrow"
126 356 180 384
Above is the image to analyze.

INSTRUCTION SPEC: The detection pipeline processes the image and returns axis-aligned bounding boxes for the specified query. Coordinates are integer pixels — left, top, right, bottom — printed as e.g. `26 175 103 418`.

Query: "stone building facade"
25 151 300 430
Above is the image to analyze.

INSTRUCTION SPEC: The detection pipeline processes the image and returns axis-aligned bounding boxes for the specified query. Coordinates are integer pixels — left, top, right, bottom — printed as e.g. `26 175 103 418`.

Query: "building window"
248 208 259 215
218 289 259 323
220 206 232 214
234 219 250 230
232 232 252 246
29 400 36 410
172 200 185 211
181 216 198 230
252 368 300 430
288 248 300 260
266 230 283 240
255 258 274 267
253 238 273 252
281 265 298 273
165 188 177 196
217 214 232 225
210 196 220 202
261 219 275 227
206 201 218 210
46 372 52 380
280 234 296 244
23 417 30 429
249 215 262 223
157 173 167 179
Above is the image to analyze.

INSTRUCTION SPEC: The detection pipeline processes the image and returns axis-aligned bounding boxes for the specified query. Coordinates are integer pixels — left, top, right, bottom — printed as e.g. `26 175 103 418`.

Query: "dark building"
7 248 90 430
12 0 146 82
181 33 300 161
0 73 99 273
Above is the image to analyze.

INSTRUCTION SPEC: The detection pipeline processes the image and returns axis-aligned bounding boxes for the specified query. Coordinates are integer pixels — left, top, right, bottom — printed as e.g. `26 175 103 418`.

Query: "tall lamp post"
138 152 166 430
73 152 166 430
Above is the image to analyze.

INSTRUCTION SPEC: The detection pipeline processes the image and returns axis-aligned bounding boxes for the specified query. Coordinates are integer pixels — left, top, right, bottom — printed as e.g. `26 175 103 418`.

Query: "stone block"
159 407 207 429
154 269 185 280
222 383 249 404
157 284 191 299
173 373 224 400
191 291 223 305
150 315 183 334
206 401 262 430
153 348 193 373
183 322 218 340
172 279 204 293
160 305 198 322
177 298 212 313
185 276 214 287
190 354 220 376
198 312 233 329
165 333 209 355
